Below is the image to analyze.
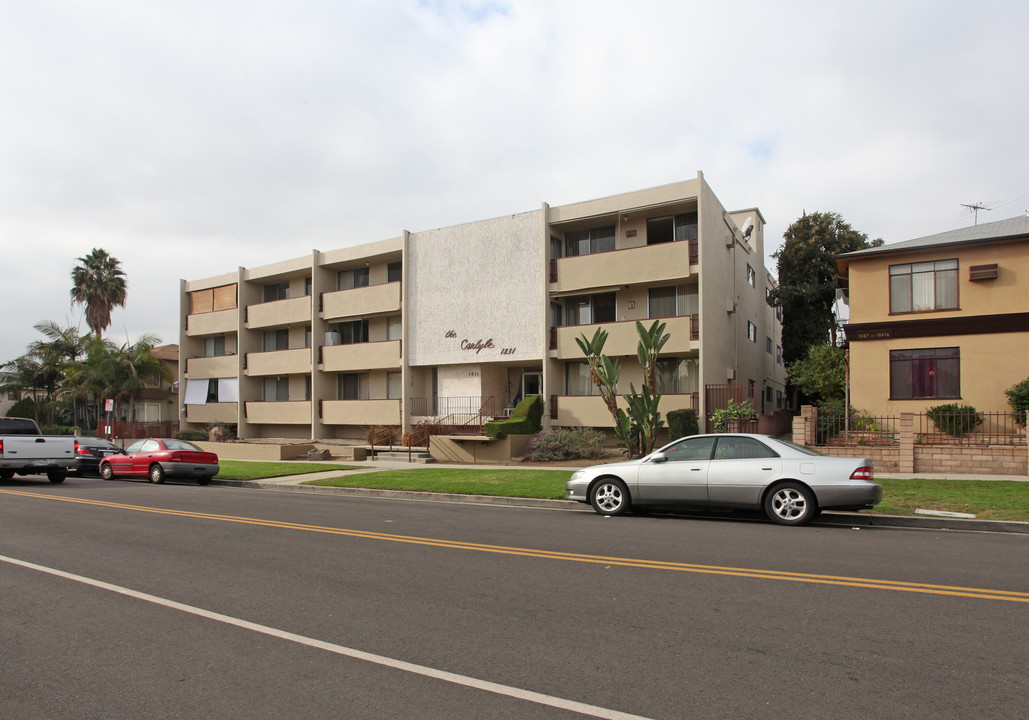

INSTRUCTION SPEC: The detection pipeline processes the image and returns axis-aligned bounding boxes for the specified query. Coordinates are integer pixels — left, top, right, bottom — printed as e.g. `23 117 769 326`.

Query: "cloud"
1 0 1026 362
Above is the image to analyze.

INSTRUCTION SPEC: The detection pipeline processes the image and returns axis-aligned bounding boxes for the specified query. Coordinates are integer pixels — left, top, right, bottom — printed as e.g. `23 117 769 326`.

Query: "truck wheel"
47 471 67 484
0 470 14 480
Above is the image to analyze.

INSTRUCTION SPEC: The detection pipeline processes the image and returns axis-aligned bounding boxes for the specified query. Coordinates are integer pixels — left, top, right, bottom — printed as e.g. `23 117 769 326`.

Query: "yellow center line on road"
4 489 1028 604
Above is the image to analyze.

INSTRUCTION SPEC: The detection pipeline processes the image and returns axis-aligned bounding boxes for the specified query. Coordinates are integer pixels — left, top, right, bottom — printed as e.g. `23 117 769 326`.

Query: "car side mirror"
649 452 668 464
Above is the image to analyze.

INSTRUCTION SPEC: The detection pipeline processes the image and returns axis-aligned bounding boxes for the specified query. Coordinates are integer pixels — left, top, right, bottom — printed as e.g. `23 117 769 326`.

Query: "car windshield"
163 439 201 451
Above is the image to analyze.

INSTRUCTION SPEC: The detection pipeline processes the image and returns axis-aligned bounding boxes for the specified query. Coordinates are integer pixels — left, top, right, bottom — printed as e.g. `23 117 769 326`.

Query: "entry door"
635 436 715 502
523 372 541 397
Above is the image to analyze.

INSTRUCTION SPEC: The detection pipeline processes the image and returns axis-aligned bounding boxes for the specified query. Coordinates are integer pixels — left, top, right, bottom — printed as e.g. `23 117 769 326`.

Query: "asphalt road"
2 474 1027 720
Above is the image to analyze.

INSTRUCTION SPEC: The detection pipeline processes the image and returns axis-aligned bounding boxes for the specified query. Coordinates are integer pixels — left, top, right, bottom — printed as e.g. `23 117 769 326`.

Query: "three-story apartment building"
179 173 785 441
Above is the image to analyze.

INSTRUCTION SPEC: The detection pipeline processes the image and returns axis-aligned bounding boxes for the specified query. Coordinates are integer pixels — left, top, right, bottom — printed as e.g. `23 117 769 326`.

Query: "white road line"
1 554 652 720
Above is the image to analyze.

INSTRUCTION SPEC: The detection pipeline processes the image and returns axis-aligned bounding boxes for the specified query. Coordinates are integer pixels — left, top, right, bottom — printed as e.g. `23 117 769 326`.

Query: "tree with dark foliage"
768 212 881 366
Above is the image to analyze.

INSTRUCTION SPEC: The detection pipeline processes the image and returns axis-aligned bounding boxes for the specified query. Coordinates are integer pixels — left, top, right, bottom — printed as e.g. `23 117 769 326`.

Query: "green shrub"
523 427 605 462
39 425 76 435
174 430 208 441
5 397 37 419
927 403 982 436
666 409 699 439
484 395 543 439
709 400 756 433
1006 378 1029 426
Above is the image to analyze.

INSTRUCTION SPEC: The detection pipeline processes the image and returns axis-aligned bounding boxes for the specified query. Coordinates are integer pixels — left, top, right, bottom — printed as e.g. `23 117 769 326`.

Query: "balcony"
186 355 238 379
186 309 237 336
321 340 401 372
184 402 238 424
553 242 692 294
246 296 311 329
552 392 698 428
245 401 312 424
246 348 312 376
321 282 401 320
553 316 694 358
321 399 401 425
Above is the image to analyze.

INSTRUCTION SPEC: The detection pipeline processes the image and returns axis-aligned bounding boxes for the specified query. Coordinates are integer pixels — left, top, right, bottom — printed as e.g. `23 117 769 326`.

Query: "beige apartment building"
179 173 786 441
838 215 1029 416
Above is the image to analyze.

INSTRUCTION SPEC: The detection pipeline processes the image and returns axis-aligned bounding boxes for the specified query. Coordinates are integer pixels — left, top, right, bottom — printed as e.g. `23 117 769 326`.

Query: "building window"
889 259 958 313
263 329 289 351
747 265 756 287
337 268 370 290
263 282 289 302
387 316 402 341
649 285 697 318
564 293 616 325
335 319 369 344
304 375 311 401
387 372 402 399
565 361 600 396
387 262 402 283
645 212 698 246
747 321 757 342
263 376 289 402
338 373 369 400
654 358 698 394
776 345 783 366
304 326 312 349
766 337 772 354
776 389 783 409
890 347 960 399
203 335 225 357
565 225 615 257
304 277 312 296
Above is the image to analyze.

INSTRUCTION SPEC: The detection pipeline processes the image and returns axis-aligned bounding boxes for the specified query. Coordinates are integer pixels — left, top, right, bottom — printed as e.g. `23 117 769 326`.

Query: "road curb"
210 478 1029 533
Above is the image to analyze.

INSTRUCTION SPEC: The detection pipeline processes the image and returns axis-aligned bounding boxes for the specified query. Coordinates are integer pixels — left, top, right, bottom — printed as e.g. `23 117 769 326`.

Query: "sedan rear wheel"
149 464 166 484
590 478 630 516
765 482 818 525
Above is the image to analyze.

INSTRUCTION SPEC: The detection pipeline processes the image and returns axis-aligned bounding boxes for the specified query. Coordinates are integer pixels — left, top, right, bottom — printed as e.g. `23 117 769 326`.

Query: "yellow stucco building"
837 216 1029 417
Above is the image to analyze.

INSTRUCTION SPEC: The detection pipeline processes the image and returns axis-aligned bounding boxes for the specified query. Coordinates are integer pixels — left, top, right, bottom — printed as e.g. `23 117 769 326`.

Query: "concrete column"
899 412 914 473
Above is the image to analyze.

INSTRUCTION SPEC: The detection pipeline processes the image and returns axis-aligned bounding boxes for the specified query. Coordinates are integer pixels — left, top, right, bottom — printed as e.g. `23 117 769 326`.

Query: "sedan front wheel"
590 478 630 516
764 482 819 525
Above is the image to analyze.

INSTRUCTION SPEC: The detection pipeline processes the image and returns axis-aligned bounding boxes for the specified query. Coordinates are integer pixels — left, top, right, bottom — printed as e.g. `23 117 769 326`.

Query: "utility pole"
960 202 990 225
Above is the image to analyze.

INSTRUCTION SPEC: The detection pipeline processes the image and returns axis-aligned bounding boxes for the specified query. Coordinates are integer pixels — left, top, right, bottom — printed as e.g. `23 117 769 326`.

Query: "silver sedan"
566 434 881 525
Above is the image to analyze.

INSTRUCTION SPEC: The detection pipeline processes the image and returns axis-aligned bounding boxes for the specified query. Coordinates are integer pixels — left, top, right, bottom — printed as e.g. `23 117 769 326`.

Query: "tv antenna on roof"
960 201 991 225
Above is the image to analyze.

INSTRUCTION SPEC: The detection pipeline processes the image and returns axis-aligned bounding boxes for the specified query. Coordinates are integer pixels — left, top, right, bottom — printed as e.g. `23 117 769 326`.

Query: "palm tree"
112 334 172 421
70 248 127 339
30 321 89 426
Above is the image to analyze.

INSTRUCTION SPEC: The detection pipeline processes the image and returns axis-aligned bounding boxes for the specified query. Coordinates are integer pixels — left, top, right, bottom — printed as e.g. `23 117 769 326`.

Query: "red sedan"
99 439 219 485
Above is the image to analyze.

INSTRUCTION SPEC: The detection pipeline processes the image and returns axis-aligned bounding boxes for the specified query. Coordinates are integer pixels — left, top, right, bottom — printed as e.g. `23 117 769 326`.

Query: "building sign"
445 330 515 356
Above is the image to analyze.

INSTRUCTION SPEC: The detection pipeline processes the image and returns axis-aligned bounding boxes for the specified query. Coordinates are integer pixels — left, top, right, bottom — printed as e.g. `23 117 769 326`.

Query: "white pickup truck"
0 417 78 483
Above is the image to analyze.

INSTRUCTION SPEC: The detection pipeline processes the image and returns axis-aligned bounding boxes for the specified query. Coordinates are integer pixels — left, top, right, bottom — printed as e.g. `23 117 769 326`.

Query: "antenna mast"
960 202 990 225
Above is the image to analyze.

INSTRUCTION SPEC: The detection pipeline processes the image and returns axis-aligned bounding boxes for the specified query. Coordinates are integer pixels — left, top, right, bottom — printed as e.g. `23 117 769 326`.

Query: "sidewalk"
210 460 1029 534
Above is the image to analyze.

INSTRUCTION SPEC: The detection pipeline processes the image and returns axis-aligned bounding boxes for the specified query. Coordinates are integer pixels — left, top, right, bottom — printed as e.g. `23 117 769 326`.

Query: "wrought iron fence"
809 410 1026 447
408 396 496 418
916 410 1025 446
815 414 900 447
93 420 181 440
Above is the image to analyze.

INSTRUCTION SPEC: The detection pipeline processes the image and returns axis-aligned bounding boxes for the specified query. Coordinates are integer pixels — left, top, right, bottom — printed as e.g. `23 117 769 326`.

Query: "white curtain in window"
218 378 239 402
184 379 209 405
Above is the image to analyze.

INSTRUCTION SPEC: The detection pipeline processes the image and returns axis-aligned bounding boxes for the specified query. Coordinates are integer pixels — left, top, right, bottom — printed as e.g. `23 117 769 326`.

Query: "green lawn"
299 467 1029 521
303 468 573 499
215 460 362 480
873 478 1029 521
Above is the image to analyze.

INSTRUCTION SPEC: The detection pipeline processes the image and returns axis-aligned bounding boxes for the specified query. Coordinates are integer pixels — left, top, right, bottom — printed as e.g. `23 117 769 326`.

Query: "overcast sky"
2 0 1026 364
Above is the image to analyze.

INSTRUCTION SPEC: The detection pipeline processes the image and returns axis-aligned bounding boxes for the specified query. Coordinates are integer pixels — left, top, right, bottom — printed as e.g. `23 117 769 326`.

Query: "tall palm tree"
70 248 127 339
